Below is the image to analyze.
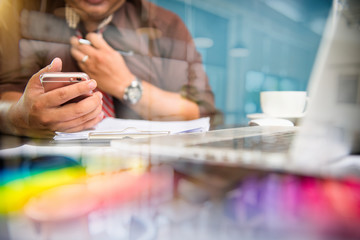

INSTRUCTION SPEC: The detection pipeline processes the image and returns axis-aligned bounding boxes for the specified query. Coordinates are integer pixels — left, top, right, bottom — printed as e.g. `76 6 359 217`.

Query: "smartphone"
40 72 91 104
40 72 90 92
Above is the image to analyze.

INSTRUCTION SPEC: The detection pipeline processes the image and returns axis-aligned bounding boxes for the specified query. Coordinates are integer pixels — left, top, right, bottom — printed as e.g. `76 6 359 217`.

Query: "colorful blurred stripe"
225 174 360 238
2 155 360 239
0 155 172 222
0 156 86 213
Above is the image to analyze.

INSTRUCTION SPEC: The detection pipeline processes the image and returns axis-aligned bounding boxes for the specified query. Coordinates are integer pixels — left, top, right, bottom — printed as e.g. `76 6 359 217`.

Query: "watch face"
128 86 142 104
124 79 142 104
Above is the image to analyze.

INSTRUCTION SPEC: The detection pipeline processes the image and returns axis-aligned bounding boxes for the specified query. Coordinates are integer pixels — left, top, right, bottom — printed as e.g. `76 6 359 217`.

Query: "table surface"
1 129 360 240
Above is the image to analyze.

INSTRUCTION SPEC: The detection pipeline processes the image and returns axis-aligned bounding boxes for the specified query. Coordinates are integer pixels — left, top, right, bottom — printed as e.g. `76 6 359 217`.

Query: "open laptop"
113 0 359 177
290 0 360 165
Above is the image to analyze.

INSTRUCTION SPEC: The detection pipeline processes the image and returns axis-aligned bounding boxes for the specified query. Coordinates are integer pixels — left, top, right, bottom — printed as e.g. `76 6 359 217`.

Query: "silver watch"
123 77 143 104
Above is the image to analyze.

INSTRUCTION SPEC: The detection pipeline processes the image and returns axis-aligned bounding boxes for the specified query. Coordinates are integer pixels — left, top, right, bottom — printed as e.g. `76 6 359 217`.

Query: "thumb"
27 58 63 90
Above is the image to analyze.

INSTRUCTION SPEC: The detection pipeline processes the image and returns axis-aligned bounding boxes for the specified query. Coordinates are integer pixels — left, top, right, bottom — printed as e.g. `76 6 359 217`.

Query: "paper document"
54 117 210 141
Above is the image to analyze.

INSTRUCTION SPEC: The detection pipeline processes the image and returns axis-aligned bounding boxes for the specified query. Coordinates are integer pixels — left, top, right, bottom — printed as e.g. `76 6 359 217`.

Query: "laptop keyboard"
193 130 296 153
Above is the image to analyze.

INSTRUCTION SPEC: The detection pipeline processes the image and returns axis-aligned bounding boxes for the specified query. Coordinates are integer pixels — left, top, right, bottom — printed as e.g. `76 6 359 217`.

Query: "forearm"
0 92 22 135
0 101 16 135
125 81 200 121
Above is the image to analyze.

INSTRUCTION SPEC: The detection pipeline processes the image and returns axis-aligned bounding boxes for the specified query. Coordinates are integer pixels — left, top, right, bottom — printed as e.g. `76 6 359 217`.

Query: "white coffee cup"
260 91 308 117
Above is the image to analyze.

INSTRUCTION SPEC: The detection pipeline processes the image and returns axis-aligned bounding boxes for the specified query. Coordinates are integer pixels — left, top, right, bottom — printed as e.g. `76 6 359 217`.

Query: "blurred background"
150 0 332 126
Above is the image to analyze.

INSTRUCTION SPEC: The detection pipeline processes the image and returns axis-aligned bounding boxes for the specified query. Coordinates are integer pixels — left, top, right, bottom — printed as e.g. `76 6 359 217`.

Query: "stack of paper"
54 117 210 141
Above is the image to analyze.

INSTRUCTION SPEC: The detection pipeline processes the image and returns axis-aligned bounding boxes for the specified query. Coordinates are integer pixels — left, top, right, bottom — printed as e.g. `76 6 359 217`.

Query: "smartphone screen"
40 72 91 104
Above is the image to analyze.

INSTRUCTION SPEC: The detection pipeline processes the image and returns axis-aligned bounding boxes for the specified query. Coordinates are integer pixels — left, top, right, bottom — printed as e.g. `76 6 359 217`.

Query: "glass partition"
0 0 332 127
151 0 332 125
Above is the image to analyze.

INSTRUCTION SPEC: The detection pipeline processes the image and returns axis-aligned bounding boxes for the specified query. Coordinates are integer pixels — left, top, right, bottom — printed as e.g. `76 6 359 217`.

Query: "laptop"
113 0 360 177
290 0 360 166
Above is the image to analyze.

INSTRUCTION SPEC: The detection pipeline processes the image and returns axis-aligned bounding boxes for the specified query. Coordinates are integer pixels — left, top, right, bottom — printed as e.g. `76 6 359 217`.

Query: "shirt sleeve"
146 5 219 119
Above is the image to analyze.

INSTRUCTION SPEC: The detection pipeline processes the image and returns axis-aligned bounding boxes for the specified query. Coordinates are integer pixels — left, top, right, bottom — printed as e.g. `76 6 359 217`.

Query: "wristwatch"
123 77 143 104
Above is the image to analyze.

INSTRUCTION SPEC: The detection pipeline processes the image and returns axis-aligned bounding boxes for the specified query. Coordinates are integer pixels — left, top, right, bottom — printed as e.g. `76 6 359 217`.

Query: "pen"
78 38 134 56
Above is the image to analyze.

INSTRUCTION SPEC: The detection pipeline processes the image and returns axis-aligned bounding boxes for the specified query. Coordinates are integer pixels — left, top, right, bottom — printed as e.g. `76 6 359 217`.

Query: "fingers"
37 91 104 132
70 47 90 66
55 91 103 122
44 79 99 107
70 33 112 62
56 109 104 133
70 37 96 68
86 33 112 51
70 33 111 50
52 101 104 132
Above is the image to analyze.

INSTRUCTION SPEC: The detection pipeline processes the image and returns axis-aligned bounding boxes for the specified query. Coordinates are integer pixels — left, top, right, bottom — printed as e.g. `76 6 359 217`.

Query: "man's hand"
3 58 104 138
70 33 134 100
69 34 201 121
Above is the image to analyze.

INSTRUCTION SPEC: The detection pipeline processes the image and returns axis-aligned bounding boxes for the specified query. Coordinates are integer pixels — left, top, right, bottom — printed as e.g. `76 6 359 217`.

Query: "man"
0 0 217 138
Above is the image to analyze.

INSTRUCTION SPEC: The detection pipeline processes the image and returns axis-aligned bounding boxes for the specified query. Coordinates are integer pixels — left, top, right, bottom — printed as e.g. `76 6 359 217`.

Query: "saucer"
247 113 305 122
